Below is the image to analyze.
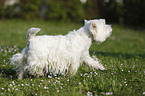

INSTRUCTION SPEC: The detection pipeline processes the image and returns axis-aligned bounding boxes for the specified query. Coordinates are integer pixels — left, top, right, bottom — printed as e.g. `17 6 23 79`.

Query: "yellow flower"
140 38 144 42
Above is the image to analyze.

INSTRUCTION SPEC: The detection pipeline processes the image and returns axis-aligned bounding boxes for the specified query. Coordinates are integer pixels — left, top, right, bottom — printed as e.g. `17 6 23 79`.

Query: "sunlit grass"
0 20 145 95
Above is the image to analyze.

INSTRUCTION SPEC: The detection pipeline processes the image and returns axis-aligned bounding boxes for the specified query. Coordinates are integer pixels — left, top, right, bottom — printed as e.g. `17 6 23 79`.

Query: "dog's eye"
92 24 96 29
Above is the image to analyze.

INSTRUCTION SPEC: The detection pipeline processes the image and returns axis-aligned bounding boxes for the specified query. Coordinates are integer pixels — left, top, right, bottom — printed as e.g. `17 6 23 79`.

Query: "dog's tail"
10 53 23 66
26 28 41 40
10 48 26 72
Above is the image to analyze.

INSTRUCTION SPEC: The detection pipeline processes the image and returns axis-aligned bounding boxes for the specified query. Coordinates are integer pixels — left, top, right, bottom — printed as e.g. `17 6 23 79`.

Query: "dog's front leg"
84 55 105 70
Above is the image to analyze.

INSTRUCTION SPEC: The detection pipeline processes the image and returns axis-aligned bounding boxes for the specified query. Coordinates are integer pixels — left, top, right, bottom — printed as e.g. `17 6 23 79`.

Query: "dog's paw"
98 65 106 70
100 67 106 70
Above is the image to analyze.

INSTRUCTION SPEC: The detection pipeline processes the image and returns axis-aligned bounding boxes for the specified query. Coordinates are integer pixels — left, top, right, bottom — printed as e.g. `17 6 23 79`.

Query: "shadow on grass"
0 67 71 80
91 51 145 59
0 67 17 79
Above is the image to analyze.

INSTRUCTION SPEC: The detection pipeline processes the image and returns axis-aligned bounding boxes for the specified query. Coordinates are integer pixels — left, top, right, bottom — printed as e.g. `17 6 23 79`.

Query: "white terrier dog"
10 19 112 79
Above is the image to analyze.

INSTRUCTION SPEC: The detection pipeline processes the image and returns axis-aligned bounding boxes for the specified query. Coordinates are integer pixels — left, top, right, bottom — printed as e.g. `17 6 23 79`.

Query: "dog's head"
84 19 112 43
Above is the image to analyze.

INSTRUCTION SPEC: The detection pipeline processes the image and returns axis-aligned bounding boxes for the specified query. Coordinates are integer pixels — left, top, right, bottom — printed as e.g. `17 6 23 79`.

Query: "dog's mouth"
95 41 101 45
107 32 112 38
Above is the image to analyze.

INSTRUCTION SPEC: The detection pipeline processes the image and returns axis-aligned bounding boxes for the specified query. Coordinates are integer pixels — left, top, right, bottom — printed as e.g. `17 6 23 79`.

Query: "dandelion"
8 88 10 91
54 74 57 77
48 75 52 78
60 83 63 85
1 49 3 52
49 72 52 75
57 90 59 92
26 84 30 86
87 91 93 96
13 83 15 85
10 84 12 86
10 75 12 78
44 86 49 89
105 92 113 95
53 82 56 85
60 86 63 89
5 50 7 53
94 72 97 75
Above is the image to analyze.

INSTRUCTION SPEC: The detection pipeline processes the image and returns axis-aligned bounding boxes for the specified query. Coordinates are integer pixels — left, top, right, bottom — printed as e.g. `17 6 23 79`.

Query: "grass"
0 19 145 96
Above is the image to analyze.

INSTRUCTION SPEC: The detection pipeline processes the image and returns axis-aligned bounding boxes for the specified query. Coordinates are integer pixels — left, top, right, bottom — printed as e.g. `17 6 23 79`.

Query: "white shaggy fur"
10 19 112 79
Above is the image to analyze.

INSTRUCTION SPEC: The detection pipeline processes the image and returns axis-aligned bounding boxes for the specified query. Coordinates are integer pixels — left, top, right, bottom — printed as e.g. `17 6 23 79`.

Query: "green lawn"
0 20 145 96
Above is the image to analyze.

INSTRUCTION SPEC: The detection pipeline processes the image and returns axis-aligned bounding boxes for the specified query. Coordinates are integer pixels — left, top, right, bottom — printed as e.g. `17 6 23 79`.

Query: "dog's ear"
84 19 87 23
90 21 97 37
84 19 90 25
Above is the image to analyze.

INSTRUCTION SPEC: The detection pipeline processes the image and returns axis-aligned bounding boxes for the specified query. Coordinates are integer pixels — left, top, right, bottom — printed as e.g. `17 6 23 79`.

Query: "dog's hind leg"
10 49 27 79
69 60 80 75
17 65 25 79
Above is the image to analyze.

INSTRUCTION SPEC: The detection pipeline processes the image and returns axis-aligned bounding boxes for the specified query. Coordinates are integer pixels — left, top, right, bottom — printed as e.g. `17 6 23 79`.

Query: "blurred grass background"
0 0 145 27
